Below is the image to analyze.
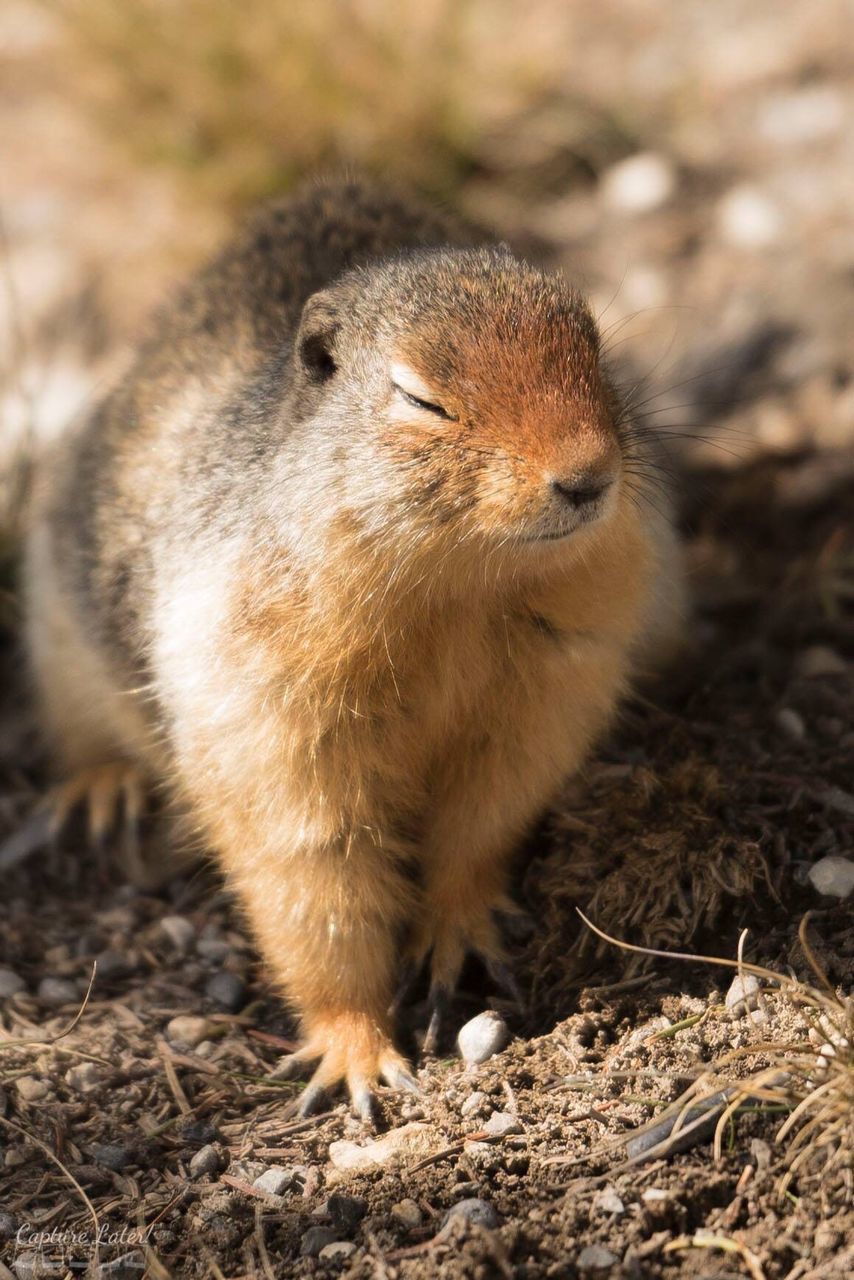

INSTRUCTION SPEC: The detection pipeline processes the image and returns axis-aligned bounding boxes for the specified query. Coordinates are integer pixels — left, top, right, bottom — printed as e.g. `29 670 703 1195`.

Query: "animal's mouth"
523 529 575 543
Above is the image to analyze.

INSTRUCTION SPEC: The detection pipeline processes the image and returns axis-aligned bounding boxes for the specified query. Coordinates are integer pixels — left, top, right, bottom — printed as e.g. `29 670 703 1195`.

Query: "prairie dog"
24 176 684 1117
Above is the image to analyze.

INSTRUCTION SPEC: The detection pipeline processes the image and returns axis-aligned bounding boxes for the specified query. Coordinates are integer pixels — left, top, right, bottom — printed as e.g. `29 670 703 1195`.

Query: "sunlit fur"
24 177 685 1108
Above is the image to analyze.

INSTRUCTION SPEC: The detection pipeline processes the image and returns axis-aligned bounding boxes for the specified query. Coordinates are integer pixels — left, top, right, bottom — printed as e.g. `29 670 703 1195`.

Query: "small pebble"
166 1015 212 1048
444 1198 500 1230
821 787 854 818
196 938 231 962
37 976 79 1008
750 1138 772 1170
796 645 847 678
758 86 846 146
205 971 246 1012
391 1198 423 1229
319 1241 356 1261
65 1063 102 1094
0 1210 17 1238
16 1076 49 1103
457 1011 509 1065
189 1144 222 1179
326 1193 367 1234
300 1226 337 1257
0 969 26 999
253 1166 293 1197
482 1110 523 1138
595 1187 625 1215
726 973 762 1019
808 856 854 899
91 1143 132 1172
328 1122 432 1172
460 1091 488 1117
160 915 196 951
642 1188 669 1203
775 707 805 741
95 949 134 981
578 1244 619 1271
601 152 676 214
717 185 782 247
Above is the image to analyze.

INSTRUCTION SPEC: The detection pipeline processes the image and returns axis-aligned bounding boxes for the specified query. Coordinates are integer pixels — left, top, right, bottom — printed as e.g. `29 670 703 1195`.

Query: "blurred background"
0 0 852 492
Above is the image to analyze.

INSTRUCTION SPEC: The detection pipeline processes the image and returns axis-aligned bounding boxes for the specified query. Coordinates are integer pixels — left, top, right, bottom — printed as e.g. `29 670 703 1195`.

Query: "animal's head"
291 247 630 569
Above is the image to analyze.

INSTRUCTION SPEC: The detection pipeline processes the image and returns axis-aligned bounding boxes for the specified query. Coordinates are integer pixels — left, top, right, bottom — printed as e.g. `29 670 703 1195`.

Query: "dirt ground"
0 2 852 1278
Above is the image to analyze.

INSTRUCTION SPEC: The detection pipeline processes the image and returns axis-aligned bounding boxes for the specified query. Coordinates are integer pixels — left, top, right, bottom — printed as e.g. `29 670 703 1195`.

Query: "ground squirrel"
22 175 685 1118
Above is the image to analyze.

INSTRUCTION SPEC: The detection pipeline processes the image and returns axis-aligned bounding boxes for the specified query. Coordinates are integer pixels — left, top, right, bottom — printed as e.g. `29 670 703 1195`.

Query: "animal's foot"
44 762 144 847
272 1012 420 1124
413 891 524 1056
0 763 167 887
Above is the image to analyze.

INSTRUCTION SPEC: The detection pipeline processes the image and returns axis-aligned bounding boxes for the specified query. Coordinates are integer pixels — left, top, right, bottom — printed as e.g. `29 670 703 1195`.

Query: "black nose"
551 476 610 509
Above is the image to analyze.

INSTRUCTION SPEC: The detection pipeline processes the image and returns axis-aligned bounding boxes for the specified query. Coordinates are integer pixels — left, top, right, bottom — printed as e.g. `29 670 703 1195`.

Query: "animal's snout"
549 470 614 511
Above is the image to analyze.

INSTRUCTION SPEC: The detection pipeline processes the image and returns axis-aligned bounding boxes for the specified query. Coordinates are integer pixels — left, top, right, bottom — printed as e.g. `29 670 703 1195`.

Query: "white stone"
758 87 846 147
319 1242 356 1261
165 1015 212 1048
253 1166 292 1197
482 1110 523 1138
328 1122 434 1172
578 1244 619 1270
37 976 78 1007
601 152 676 214
725 973 762 1019
718 186 782 248
595 1187 625 1215
457 1011 510 1065
0 969 26 998
460 1091 488 1117
160 915 195 951
808 856 854 900
65 1063 102 1094
16 1076 49 1102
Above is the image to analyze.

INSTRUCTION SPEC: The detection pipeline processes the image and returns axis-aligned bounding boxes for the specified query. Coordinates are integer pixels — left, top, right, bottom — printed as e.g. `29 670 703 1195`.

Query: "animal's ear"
295 288 344 383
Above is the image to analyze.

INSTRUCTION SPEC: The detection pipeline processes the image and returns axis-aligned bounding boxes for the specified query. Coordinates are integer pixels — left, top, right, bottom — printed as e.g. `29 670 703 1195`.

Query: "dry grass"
50 0 601 207
552 912 854 1206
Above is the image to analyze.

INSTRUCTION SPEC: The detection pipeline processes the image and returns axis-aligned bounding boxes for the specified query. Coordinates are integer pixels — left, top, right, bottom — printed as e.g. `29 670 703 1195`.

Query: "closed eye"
393 384 455 421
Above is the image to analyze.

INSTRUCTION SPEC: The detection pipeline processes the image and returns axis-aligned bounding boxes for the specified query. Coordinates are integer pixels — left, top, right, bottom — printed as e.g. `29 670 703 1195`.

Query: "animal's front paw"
272 1012 419 1123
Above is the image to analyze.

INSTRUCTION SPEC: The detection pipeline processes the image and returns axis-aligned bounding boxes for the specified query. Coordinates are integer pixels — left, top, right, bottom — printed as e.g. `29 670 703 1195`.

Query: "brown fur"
24 175 685 1111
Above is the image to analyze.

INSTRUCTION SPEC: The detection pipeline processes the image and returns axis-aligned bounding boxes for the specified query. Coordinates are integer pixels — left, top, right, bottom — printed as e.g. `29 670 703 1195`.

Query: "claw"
422 983 450 1057
271 1049 317 1081
351 1081 379 1125
382 1062 421 1095
297 1080 329 1117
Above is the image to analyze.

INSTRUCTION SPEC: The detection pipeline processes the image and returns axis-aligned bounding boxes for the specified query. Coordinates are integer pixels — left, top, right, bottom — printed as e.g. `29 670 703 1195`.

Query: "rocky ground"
0 2 852 1277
